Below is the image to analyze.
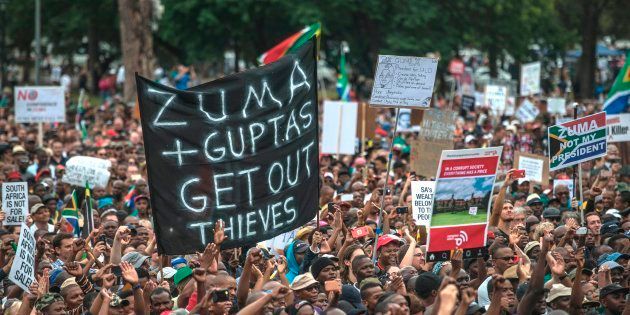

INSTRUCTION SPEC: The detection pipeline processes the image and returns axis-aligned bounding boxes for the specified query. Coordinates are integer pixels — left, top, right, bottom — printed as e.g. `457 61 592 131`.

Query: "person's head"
501 201 515 222
413 272 441 304
526 194 544 217
30 203 50 224
101 219 119 238
546 284 571 312
602 190 615 210
290 273 319 303
599 284 628 314
376 235 401 268
554 185 570 205
52 140 63 157
492 247 515 274
585 212 602 234
61 283 84 310
310 257 338 283
524 241 541 261
360 281 383 313
149 287 173 314
351 255 374 283
375 293 410 314
52 233 74 262
35 293 67 315
542 207 561 225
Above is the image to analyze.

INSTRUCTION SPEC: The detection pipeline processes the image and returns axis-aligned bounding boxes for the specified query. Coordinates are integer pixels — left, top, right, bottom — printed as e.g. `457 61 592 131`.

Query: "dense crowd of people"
0 62 628 315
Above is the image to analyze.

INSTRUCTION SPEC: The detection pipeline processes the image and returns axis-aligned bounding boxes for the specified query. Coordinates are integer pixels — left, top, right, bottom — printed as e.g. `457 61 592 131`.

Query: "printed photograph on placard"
431 176 494 227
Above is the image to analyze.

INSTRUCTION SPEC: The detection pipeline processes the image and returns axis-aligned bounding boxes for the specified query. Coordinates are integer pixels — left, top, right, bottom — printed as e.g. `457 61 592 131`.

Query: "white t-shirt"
30 222 55 234
477 276 491 307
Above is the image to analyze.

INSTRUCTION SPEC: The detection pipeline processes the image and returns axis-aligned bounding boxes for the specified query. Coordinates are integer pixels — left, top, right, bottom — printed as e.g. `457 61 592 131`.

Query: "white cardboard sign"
517 155 545 184
321 101 358 155
8 223 36 292
484 85 507 114
606 114 630 143
515 99 540 123
547 98 567 115
520 62 541 96
2 182 28 226
370 55 438 108
411 181 435 226
62 156 112 188
14 86 66 123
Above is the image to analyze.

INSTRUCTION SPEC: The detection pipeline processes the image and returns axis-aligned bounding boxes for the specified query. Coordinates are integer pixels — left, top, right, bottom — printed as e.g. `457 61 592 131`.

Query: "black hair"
351 255 371 272
150 287 171 302
52 233 74 249
360 282 382 300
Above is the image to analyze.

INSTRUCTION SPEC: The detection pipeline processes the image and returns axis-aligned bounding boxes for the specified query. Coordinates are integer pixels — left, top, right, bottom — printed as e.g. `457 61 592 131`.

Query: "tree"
118 0 155 103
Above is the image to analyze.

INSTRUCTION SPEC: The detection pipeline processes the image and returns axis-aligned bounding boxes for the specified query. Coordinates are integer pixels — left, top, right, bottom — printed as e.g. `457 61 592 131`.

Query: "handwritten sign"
410 109 456 178
461 95 475 112
484 85 507 114
514 152 549 186
9 223 36 292
370 55 438 108
411 181 435 226
62 156 111 188
14 86 66 123
515 99 540 123
2 182 28 225
547 98 567 115
137 39 319 255
321 101 358 155
520 62 541 96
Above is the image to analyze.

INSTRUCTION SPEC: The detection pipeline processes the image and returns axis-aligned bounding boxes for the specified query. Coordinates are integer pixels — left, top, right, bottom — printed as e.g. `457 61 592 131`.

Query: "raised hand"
115 226 131 244
546 252 565 276
192 268 207 283
450 249 463 271
94 263 113 281
73 238 85 253
64 261 84 278
311 231 323 247
213 219 227 246
120 261 139 285
102 273 116 289
460 287 477 305
199 243 218 269
276 256 287 274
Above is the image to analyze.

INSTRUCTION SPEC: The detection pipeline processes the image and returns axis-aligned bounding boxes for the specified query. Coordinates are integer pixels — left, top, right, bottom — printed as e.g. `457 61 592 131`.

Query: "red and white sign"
427 147 502 260
448 59 465 76
14 86 66 123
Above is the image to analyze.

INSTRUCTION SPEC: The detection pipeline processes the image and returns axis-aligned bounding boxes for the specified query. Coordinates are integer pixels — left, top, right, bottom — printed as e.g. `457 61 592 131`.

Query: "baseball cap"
546 284 572 303
599 260 624 270
526 194 542 206
134 195 149 203
294 240 309 254
599 284 629 299
600 221 622 235
464 135 476 144
121 251 150 269
173 266 192 285
30 203 47 215
12 145 26 155
290 273 318 291
376 235 402 252
7 171 21 181
157 267 177 283
414 272 441 298
542 207 561 219
606 209 622 219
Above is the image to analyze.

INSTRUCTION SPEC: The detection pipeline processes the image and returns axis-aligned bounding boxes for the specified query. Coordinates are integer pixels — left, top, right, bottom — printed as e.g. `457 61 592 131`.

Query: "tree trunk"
117 0 155 103
87 20 100 94
577 0 599 100
488 45 498 79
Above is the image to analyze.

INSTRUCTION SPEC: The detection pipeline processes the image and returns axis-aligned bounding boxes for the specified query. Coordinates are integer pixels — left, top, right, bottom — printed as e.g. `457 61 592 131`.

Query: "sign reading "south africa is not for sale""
548 112 607 171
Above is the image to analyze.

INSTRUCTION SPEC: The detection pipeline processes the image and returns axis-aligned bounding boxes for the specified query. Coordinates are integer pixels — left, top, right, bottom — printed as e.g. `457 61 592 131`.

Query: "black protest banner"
137 40 319 255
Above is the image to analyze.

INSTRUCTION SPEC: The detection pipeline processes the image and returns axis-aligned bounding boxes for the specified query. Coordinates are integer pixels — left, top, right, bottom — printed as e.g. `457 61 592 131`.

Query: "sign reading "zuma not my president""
137 40 319 255
548 112 607 172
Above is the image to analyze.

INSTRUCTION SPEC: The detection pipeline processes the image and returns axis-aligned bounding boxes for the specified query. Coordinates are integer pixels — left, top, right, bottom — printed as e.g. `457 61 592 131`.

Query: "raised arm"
490 170 514 227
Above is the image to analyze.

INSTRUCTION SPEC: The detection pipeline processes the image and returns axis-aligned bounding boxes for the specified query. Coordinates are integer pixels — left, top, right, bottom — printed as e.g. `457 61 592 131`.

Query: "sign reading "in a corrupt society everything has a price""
137 39 319 255
548 112 607 171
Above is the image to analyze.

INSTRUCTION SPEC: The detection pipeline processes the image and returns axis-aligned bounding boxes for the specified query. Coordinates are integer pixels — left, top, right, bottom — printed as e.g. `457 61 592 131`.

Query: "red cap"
376 235 402 252
134 194 149 203
7 171 21 180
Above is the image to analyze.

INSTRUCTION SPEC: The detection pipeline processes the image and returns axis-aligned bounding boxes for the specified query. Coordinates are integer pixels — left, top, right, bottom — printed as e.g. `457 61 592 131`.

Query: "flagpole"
361 102 367 181
571 102 581 221
372 107 400 264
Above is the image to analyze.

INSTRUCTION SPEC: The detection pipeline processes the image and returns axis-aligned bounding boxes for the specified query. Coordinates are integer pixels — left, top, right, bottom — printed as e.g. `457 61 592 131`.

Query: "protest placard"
410 109 456 178
520 61 541 96
2 182 28 226
547 98 567 115
484 85 507 114
14 86 66 123
264 229 298 256
606 114 630 143
321 101 358 155
8 223 36 292
514 152 549 186
515 99 540 123
411 181 435 226
137 39 319 254
369 55 438 108
548 112 607 171
427 146 502 261
62 156 112 188
461 95 475 112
